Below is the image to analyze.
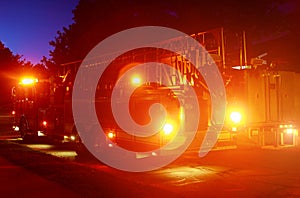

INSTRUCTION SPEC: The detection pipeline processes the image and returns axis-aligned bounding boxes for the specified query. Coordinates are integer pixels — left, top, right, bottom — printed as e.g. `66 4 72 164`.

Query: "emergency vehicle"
11 27 299 150
11 75 77 142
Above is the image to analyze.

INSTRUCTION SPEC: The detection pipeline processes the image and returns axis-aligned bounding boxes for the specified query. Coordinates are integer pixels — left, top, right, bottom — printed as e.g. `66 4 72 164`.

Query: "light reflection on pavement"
152 166 218 186
1 110 300 197
5 136 79 161
25 143 78 160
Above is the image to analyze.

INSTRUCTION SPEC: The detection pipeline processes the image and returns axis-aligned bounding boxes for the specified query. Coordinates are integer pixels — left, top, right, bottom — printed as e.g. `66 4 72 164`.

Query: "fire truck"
11 27 299 150
11 75 77 142
231 69 300 147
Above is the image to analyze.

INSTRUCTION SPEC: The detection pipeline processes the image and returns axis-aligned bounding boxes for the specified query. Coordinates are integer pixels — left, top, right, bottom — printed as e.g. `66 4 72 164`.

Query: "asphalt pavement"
0 156 81 198
2 138 300 197
1 107 300 197
0 108 81 197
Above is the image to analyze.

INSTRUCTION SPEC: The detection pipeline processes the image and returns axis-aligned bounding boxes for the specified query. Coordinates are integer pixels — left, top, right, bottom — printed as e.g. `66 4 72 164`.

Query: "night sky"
0 0 299 65
0 0 78 64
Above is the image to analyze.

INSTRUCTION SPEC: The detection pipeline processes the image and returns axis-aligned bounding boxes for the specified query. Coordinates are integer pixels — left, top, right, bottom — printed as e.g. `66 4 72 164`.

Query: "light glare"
20 78 38 85
131 76 141 85
108 132 115 139
163 123 173 135
230 112 242 124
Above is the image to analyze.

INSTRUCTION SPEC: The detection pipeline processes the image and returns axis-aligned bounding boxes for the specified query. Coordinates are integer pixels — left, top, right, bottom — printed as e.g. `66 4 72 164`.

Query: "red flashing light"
42 121 47 127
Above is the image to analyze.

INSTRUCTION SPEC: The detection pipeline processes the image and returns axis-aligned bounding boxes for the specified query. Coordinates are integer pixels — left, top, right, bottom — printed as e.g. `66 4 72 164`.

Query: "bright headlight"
230 111 242 124
19 77 38 85
131 75 142 86
163 123 173 135
107 131 116 139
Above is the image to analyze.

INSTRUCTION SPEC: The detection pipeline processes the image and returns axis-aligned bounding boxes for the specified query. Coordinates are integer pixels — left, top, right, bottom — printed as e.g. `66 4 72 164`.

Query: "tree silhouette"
48 0 300 72
0 41 46 106
0 41 22 106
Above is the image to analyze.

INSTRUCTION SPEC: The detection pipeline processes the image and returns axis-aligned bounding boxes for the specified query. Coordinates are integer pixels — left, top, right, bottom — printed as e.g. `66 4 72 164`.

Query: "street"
1 1 300 197
1 109 300 197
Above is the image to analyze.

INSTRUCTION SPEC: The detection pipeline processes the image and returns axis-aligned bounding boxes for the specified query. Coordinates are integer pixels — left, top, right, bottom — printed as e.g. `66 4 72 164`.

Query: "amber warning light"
19 77 38 85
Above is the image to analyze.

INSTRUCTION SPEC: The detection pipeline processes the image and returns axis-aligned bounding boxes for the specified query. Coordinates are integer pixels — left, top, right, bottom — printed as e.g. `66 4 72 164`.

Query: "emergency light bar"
19 77 38 85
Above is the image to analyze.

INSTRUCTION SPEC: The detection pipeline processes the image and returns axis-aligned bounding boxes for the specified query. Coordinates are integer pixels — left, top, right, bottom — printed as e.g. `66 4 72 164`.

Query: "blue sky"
0 0 78 64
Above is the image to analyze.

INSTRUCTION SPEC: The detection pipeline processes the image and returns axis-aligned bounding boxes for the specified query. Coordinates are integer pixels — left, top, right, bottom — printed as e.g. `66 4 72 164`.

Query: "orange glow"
70 135 76 141
108 132 115 139
163 123 174 135
19 77 38 85
131 76 141 85
230 111 242 124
